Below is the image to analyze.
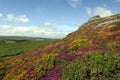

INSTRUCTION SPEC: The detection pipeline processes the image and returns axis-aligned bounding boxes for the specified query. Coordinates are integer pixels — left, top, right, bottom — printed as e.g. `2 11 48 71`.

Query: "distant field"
0 40 54 57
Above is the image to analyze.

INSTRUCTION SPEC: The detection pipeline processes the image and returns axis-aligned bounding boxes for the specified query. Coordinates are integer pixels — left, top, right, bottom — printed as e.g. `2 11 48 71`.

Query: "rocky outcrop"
97 19 120 27
79 14 120 29
88 15 101 21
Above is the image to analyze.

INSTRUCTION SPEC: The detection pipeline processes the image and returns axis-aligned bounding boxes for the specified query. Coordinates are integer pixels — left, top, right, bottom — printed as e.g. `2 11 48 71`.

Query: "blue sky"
0 0 119 38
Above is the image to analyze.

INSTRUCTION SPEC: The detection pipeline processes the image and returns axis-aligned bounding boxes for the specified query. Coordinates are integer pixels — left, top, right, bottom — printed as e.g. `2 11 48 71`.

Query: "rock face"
82 14 120 28
2 14 120 80
88 15 101 21
97 19 120 27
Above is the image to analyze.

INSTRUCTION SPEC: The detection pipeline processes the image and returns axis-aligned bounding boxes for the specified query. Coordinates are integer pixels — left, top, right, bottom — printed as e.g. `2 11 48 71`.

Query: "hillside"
1 14 120 80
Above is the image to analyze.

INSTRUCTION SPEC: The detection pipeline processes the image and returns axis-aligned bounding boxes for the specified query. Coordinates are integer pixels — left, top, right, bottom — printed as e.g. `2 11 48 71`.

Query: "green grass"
0 40 54 57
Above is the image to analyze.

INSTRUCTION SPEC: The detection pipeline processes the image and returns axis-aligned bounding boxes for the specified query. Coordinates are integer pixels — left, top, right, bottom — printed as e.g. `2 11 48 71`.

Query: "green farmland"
0 40 55 60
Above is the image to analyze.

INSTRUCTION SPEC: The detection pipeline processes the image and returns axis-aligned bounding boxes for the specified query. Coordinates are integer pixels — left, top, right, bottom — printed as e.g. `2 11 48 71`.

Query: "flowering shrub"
67 39 88 52
61 50 120 80
80 46 107 54
57 52 76 61
40 66 61 80
0 62 5 79
114 31 120 36
3 53 57 80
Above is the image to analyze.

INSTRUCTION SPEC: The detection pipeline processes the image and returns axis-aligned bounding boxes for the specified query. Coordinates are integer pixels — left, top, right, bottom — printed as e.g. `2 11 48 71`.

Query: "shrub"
61 50 120 80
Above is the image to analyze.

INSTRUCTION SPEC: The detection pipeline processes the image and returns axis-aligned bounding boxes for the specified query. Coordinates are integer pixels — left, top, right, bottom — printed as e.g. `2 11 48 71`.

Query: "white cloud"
67 0 82 8
0 13 29 23
86 7 91 16
6 14 29 23
0 13 3 17
0 22 71 39
94 7 113 17
114 0 120 2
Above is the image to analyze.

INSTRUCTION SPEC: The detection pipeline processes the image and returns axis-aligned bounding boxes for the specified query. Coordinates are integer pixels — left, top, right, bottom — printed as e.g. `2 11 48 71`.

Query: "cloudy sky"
0 0 119 38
